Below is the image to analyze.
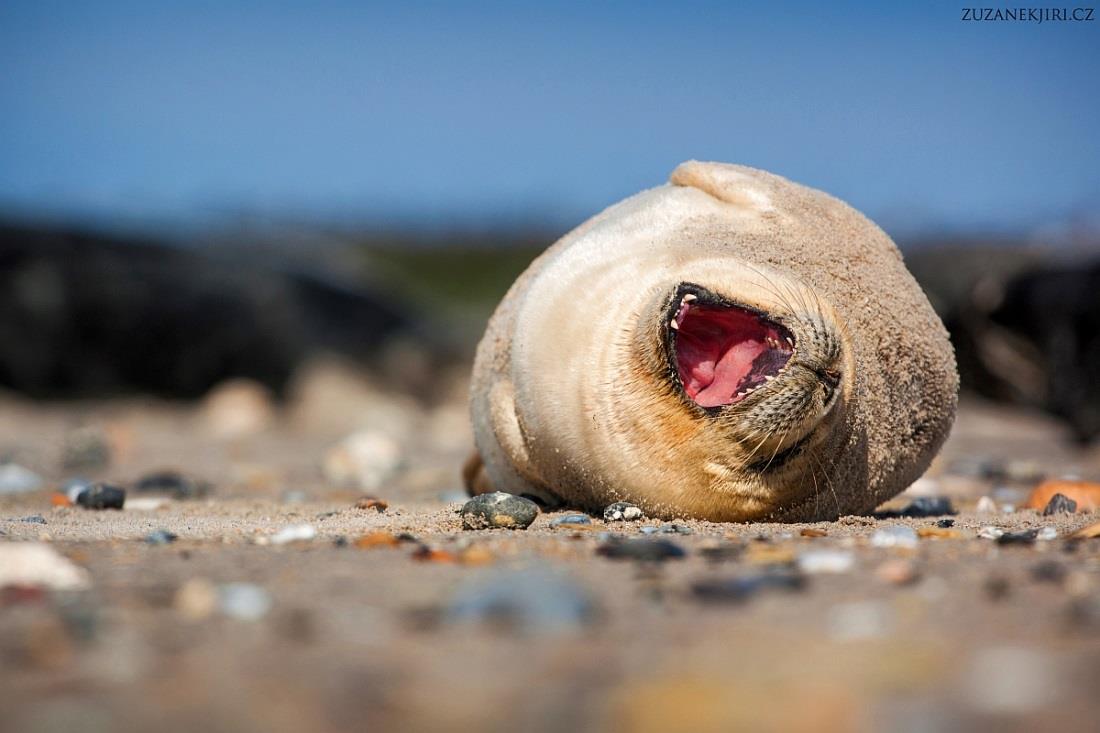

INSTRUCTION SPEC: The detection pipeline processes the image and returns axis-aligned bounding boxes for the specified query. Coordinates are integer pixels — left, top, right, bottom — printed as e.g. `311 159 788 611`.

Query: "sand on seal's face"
468 161 958 522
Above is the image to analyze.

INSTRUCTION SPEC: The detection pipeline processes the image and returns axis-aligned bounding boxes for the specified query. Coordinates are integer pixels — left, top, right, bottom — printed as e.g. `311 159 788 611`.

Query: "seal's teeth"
764 375 774 382
669 319 679 330
785 337 794 347
682 294 697 303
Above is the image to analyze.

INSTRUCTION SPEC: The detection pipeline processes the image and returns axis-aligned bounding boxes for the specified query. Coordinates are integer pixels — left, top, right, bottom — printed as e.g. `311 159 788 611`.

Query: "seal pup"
466 161 957 521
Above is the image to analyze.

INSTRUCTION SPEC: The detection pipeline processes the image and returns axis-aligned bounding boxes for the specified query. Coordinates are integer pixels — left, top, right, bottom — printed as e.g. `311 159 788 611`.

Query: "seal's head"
627 265 855 520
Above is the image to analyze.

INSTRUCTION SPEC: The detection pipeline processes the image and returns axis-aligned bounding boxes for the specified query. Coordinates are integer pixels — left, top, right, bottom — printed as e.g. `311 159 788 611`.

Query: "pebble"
996 529 1039 546
977 526 1005 540
549 514 592 527
322 430 403 491
870 525 918 549
639 524 693 535
268 524 317 545
63 478 94 503
444 568 595 634
124 497 171 511
0 544 91 591
1041 493 1077 516
797 550 854 575
877 496 956 518
917 527 961 539
200 378 276 438
975 496 997 513
596 538 686 562
0 463 43 495
74 483 126 510
1024 479 1100 512
355 531 401 548
698 542 745 563
936 518 955 528
1031 561 1066 584
135 470 211 500
691 569 806 603
218 583 272 621
875 559 919 585
1036 526 1058 541
900 496 956 517
460 492 539 530
984 576 1011 600
354 496 389 512
411 545 458 563
175 578 218 621
603 502 644 522
19 515 47 524
144 529 179 545
800 528 828 537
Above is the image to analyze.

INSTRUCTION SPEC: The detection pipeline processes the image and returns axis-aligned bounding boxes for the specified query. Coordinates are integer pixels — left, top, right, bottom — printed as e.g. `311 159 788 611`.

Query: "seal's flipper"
470 378 564 508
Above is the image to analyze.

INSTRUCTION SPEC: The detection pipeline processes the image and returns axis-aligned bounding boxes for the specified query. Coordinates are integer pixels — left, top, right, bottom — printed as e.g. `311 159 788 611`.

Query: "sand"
2 383 1100 732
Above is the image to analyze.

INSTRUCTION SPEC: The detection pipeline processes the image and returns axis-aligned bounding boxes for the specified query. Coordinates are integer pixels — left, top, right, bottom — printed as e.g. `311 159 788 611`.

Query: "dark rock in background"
0 221 437 400
906 243 1100 443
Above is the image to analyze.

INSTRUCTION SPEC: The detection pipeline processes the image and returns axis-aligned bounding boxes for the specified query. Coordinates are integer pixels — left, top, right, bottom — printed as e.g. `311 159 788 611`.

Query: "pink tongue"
692 340 766 407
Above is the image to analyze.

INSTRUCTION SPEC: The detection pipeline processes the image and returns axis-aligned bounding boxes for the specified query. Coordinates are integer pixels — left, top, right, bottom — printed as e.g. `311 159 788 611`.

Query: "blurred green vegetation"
354 235 550 338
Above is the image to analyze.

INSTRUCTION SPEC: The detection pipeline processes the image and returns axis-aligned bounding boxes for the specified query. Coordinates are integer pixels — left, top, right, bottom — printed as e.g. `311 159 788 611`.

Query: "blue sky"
1 1 1098 236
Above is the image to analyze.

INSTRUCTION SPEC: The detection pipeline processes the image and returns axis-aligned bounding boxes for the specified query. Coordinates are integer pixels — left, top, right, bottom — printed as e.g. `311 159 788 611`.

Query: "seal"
466 161 958 521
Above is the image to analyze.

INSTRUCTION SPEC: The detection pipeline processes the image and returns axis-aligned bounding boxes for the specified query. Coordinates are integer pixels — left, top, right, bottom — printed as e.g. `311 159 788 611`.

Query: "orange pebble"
1023 480 1100 512
50 493 72 507
354 531 400 548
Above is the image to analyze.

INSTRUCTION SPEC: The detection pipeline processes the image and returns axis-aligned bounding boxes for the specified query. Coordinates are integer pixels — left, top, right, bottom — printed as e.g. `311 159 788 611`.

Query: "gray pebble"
135 470 211 500
19 515 47 524
461 492 539 530
219 583 272 621
692 569 806 603
596 538 686 562
445 568 595 634
1041 493 1077 516
549 514 592 527
145 529 179 545
996 528 1039 546
603 501 644 522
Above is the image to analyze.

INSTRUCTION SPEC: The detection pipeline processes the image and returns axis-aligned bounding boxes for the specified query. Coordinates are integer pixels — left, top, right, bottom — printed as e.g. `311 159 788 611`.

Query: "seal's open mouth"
670 289 795 408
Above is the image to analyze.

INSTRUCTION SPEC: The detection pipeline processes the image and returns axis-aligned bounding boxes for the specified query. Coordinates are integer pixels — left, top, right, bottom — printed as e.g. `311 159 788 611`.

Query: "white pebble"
978 526 1005 540
218 583 272 621
0 544 90 590
269 524 317 545
1036 527 1058 541
870 525 918 549
976 496 997 513
797 550 854 574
